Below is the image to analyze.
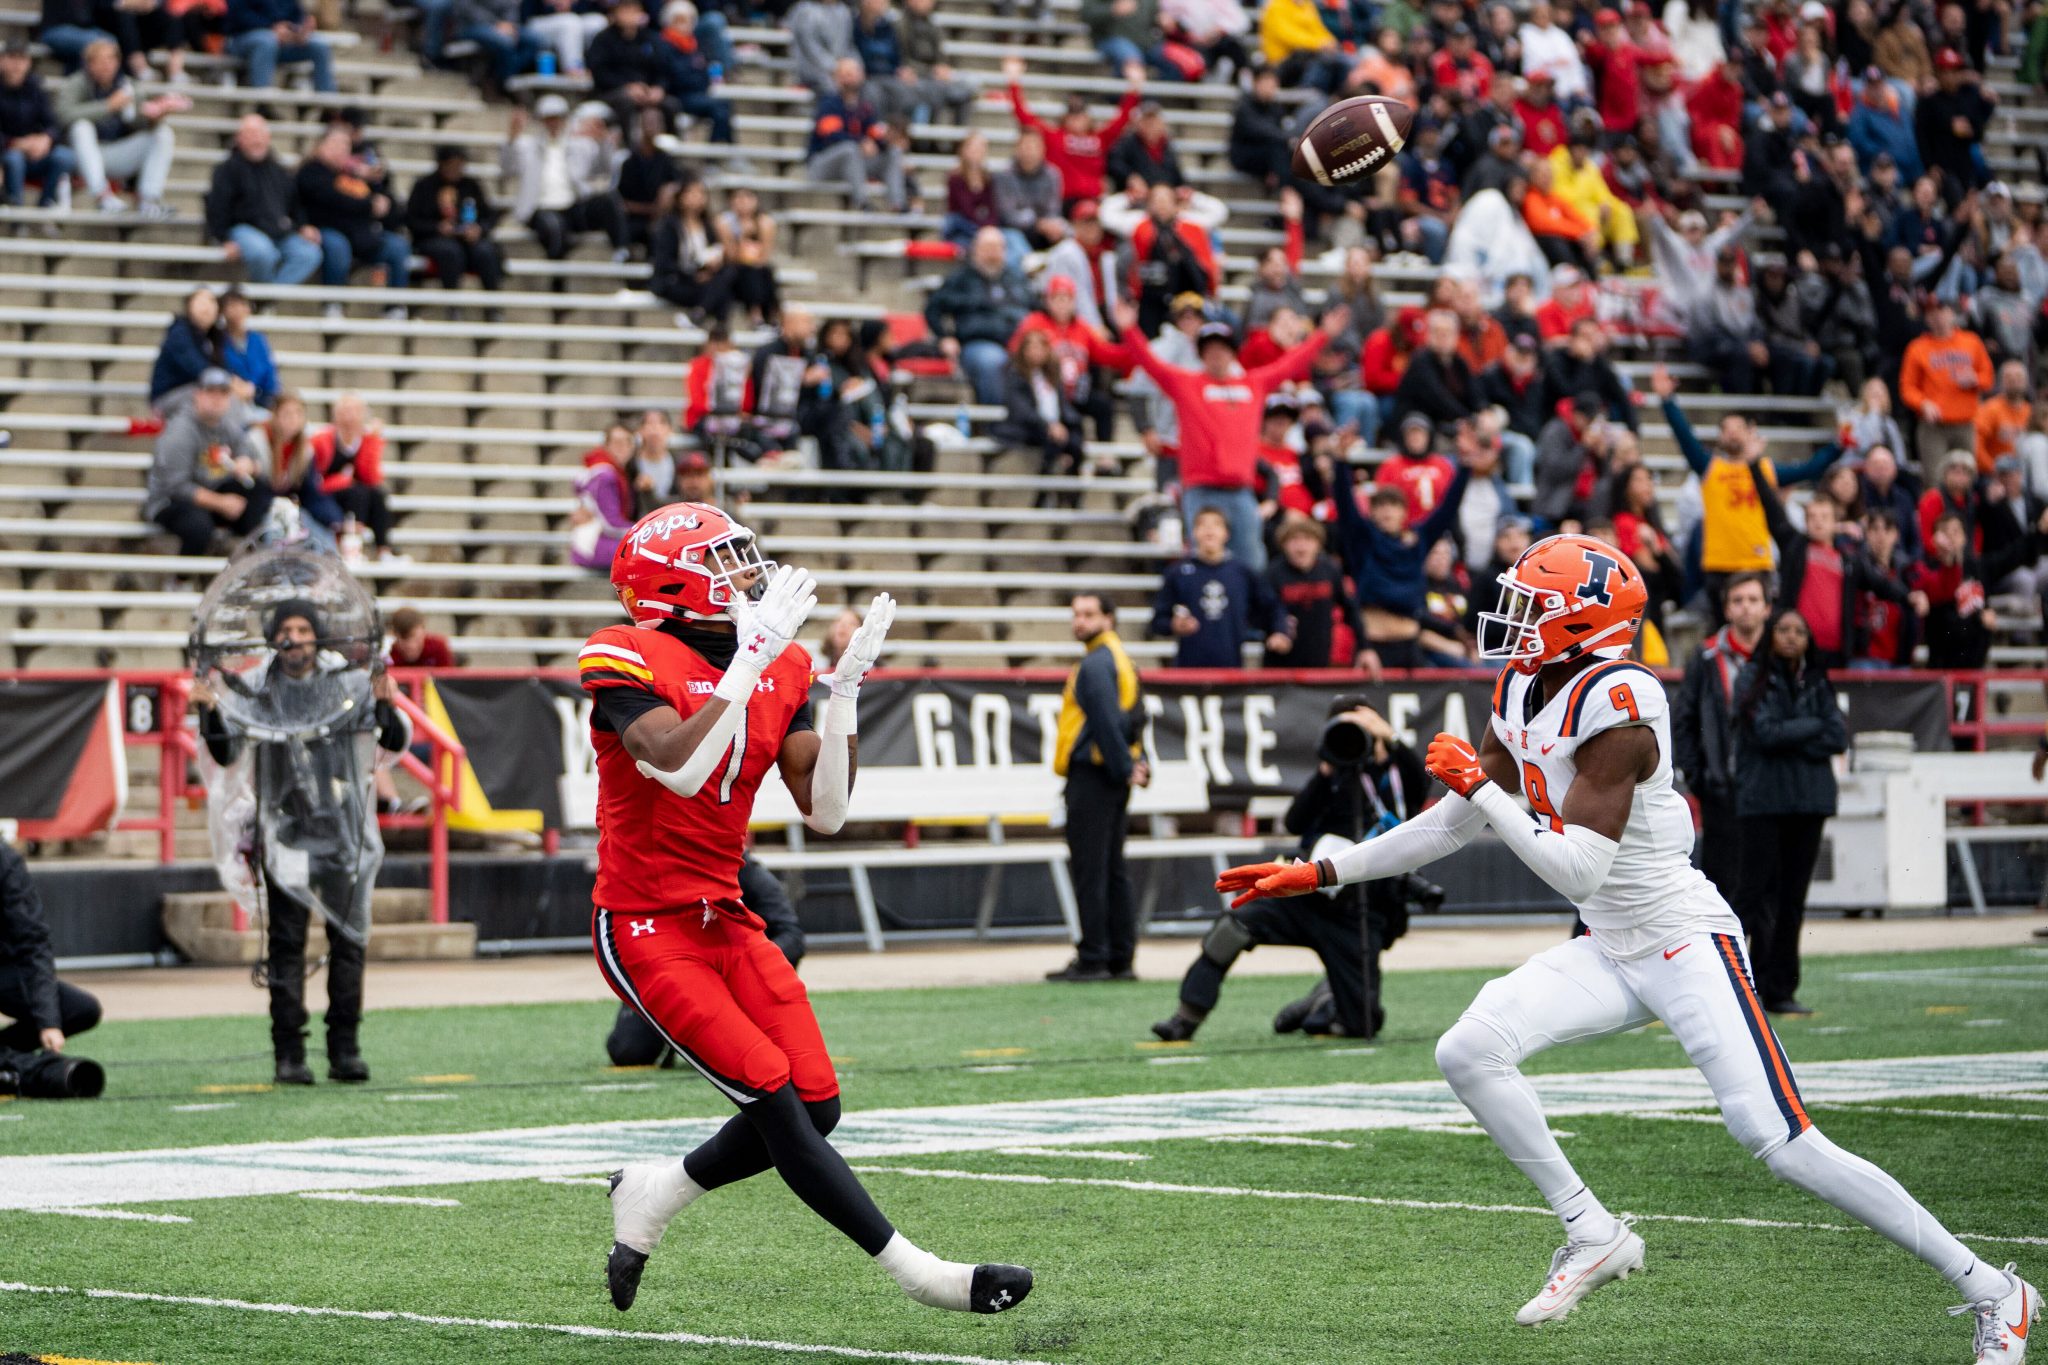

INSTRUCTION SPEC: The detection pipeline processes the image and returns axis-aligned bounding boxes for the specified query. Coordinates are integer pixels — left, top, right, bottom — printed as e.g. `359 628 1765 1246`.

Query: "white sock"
613 1162 706 1253
874 1231 973 1311
1765 1129 2004 1300
665 1161 708 1213
1438 1019 1618 1244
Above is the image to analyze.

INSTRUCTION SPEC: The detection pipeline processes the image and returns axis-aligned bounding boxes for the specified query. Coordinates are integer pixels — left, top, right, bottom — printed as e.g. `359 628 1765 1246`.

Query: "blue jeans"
1183 485 1265 574
1499 430 1536 488
320 228 410 288
1094 35 1179 80
959 338 1009 405
1409 216 1449 264
458 21 538 81
416 0 451 61
677 91 734 144
1 144 75 206
37 23 113 69
230 223 323 285
229 27 337 91
1328 389 1380 446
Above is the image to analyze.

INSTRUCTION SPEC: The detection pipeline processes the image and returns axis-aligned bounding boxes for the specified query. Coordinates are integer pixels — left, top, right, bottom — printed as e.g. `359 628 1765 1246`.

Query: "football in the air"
1290 95 1415 188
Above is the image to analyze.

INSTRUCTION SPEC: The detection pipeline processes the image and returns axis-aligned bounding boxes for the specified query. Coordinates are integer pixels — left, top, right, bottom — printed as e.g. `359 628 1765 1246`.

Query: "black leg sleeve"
683 1086 880 1251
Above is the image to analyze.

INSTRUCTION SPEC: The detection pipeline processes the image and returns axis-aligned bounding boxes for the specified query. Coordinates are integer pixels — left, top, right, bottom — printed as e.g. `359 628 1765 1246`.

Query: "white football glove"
822 592 895 699
718 565 815 700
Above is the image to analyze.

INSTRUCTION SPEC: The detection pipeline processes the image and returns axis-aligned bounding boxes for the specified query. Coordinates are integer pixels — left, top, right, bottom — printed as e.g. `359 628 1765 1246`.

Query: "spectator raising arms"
1117 297 1348 575
1005 54 1140 213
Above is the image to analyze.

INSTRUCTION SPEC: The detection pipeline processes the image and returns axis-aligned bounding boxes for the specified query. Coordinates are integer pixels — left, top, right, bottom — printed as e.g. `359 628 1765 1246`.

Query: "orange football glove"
1214 860 1323 909
1425 732 1492 798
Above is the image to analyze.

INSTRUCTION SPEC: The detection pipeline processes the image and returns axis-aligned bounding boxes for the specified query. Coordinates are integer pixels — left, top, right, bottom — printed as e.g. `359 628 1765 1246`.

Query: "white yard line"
299 1192 463 1207
848 1167 2048 1248
0 1280 1056 1365
994 1147 1150 1162
1206 1135 1356 1150
33 1208 191 1224
1812 1103 2048 1123
171 1103 240 1113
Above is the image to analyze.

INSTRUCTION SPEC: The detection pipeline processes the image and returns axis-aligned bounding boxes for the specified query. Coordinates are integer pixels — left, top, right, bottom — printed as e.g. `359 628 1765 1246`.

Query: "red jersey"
1256 442 1314 516
1376 452 1457 525
580 624 815 914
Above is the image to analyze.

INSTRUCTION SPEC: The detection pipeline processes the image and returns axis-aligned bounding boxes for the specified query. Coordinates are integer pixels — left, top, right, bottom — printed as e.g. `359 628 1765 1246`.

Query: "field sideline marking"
0 1281 1058 1365
849 1167 2048 1249
33 1209 190 1225
299 1192 462 1207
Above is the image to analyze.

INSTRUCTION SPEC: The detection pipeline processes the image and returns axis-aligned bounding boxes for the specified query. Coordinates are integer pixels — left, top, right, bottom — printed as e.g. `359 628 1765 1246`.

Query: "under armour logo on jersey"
1577 549 1624 606
630 919 655 937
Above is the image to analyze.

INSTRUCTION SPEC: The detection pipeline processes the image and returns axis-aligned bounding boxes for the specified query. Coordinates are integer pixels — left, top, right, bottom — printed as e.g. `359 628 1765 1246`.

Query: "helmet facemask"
1476 573 1558 673
677 524 776 620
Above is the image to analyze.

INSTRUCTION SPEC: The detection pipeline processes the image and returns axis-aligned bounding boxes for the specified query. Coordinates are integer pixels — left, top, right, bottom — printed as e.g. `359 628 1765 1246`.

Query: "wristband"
712 657 766 705
1315 858 1336 888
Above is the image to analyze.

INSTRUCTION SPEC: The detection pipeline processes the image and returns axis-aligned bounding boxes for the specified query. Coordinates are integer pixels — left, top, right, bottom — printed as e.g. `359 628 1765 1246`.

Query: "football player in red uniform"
582 503 1032 1319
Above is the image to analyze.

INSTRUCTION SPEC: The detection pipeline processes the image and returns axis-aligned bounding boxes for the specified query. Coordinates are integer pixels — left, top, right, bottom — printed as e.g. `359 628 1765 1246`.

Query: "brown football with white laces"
1290 95 1415 188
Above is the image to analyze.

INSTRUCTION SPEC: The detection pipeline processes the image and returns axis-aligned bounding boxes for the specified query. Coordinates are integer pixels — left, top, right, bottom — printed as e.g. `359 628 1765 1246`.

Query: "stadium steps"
162 887 478 964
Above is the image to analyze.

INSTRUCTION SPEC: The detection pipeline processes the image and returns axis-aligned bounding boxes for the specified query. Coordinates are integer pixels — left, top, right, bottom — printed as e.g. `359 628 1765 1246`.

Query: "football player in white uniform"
1219 533 2037 1361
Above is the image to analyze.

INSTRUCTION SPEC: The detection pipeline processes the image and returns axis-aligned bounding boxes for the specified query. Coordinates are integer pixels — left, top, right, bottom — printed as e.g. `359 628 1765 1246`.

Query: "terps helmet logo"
629 510 702 551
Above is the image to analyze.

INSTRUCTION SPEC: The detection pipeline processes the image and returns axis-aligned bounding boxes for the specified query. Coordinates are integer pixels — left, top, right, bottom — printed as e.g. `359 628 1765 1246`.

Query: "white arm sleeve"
802 692 856 834
632 656 763 798
1467 782 1620 904
1324 793 1489 885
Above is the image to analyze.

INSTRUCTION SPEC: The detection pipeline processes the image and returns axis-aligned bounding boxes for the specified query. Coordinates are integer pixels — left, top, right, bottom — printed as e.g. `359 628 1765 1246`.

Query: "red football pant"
593 905 838 1104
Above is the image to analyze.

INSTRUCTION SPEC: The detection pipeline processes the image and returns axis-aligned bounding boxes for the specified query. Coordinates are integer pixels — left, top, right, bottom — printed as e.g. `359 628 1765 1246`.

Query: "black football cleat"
275 1057 315 1086
606 1171 649 1311
969 1263 1033 1314
1150 1014 1199 1043
328 1053 370 1084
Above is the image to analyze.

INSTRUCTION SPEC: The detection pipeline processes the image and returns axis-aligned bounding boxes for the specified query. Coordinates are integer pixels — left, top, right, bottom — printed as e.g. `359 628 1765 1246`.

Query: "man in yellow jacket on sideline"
1547 134 1638 266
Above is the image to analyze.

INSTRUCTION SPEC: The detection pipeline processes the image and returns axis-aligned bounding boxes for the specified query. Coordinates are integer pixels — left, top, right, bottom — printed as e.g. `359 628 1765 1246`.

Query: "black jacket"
1979 490 2045 570
0 842 60 1032
295 159 386 244
1673 627 1756 802
1732 656 1847 818
995 365 1080 448
1392 347 1478 428
1541 348 1636 430
1477 359 1548 438
205 149 304 243
0 72 57 141
1106 131 1183 190
587 24 669 95
1228 93 1290 174
403 170 499 243
1755 463 1909 659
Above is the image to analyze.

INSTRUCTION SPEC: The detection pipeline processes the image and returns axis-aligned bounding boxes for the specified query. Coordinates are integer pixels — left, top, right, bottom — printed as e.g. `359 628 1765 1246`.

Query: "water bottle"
338 517 364 564
869 406 885 446
707 60 723 88
460 198 477 227
954 401 972 439
536 49 557 76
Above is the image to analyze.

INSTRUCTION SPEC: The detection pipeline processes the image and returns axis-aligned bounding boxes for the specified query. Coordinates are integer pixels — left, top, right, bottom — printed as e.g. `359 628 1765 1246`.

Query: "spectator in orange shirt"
1513 160 1598 275
1899 296 1993 487
1974 359 2032 475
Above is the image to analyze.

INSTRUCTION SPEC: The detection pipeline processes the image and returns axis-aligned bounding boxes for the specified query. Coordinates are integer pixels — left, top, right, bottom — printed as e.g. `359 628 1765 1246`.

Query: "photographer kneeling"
1151 698 1435 1043
0 842 105 1099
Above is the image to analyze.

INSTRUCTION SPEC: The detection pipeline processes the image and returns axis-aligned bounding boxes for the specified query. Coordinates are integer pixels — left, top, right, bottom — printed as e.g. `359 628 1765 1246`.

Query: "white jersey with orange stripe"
1488 660 1739 959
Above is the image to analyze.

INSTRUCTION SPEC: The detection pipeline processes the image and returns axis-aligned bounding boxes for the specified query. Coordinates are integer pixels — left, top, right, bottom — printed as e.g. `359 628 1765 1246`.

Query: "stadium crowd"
8 0 2048 679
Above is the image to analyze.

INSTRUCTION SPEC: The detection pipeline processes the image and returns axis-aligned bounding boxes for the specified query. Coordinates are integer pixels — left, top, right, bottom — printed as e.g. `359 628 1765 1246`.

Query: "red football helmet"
1476 532 1647 674
611 502 775 625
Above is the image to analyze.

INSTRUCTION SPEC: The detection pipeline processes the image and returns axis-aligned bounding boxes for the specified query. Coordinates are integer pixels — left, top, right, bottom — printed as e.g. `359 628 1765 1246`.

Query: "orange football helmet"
611 502 775 625
1476 532 1647 674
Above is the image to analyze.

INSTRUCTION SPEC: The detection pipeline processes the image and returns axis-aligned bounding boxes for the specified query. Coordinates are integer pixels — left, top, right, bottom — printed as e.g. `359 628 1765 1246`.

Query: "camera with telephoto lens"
0 1047 105 1099
1318 716 1369 766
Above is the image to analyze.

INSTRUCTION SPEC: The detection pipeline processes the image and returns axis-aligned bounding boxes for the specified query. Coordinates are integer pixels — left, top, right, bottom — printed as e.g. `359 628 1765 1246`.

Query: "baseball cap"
678 451 710 471
1171 292 1207 317
1069 198 1100 223
1935 47 1966 70
535 93 571 118
197 367 232 390
1045 275 1077 298
1265 392 1302 414
1798 0 1827 18
1987 180 2012 198
1301 417 1335 440
1595 6 1621 21
1768 90 1792 108
1943 449 1977 474
1995 453 2023 474
1551 263 1584 288
1509 331 1538 351
1400 412 1434 435
1196 321 1237 349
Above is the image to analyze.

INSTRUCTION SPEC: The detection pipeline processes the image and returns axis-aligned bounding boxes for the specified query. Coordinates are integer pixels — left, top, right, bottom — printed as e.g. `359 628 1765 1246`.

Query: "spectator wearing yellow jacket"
1547 136 1637 265
1259 0 1342 90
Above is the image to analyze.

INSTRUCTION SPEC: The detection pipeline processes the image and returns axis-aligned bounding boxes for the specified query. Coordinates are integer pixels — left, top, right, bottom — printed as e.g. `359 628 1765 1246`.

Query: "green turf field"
3 942 2045 1365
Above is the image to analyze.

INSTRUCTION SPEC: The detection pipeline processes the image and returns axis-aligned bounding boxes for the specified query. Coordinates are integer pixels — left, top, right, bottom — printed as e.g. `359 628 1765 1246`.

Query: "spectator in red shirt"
1917 450 1983 556
1430 22 1495 99
387 605 455 669
1010 276 1129 442
1609 462 1684 634
311 392 397 560
1377 415 1459 525
1360 306 1425 405
1688 57 1747 171
1255 393 1314 528
1004 54 1141 212
1584 7 1643 135
1533 264 1597 341
1118 297 1348 573
1513 70 1569 158
1851 510 1926 668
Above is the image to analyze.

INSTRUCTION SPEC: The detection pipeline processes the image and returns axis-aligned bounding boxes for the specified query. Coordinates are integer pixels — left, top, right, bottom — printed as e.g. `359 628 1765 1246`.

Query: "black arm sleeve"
0 844 61 1032
590 683 669 735
197 703 239 766
375 698 411 754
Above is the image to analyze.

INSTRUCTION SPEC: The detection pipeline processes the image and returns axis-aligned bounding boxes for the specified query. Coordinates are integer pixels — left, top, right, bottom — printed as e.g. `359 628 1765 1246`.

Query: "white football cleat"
1515 1220 1645 1326
1951 1263 2038 1363
606 1163 690 1311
